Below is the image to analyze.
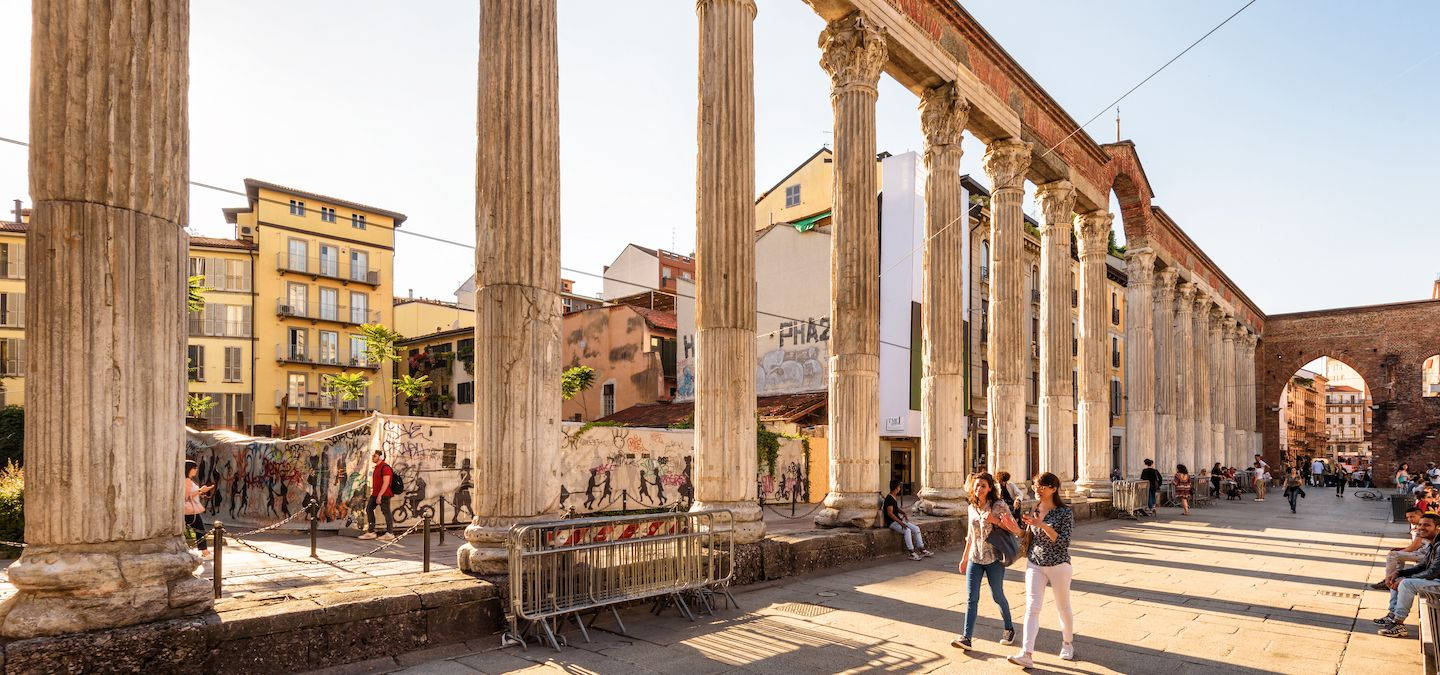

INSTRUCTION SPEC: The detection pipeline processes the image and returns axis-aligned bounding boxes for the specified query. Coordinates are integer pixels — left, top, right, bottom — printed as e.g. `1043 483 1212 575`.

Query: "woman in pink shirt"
184 460 214 558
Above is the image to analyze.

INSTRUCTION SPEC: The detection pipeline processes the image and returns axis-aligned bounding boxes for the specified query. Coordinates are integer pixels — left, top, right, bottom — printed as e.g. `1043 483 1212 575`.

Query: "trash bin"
1395 493 1416 524
1419 586 1440 675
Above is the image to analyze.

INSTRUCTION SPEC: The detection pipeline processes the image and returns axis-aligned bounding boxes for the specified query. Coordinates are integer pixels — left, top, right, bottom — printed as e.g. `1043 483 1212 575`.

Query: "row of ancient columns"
1123 248 1260 481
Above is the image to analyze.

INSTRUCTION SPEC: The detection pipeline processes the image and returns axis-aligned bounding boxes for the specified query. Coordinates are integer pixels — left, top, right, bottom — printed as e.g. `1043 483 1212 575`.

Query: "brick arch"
1258 300 1440 485
1100 142 1155 243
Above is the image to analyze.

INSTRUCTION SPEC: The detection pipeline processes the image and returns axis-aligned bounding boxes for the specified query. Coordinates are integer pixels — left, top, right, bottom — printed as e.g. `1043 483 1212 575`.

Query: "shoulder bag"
985 509 1024 567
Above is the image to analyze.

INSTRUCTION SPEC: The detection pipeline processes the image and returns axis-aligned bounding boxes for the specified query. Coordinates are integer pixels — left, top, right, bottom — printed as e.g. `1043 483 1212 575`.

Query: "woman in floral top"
1009 472 1075 668
951 472 1022 651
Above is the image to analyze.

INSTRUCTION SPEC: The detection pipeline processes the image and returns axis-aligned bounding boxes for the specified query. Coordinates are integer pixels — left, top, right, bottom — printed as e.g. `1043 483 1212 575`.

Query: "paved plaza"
312 490 1423 674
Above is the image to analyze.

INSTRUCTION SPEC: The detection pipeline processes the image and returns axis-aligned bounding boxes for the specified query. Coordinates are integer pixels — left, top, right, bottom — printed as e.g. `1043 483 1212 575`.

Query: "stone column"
815 12 886 528
691 0 763 542
1074 211 1113 495
1245 332 1261 461
1231 326 1250 466
982 138 1033 480
1035 180 1077 489
1174 282 1196 473
0 0 209 639
1209 308 1228 470
1152 267 1179 476
1124 247 1157 478
460 0 563 574
916 83 971 516
1219 316 1238 469
1192 295 1213 473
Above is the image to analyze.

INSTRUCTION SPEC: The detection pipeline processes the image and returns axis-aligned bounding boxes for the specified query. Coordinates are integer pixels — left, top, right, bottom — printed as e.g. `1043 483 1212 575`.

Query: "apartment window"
287 373 307 403
1031 317 1038 347
319 331 339 365
225 305 251 337
784 184 801 208
1031 371 1040 405
1071 321 1078 357
1110 379 1122 417
288 327 308 361
0 338 23 376
286 282 308 315
188 345 204 381
0 243 23 279
981 360 989 391
1111 292 1120 325
289 200 305 216
350 250 370 282
349 335 367 367
1111 337 1120 368
351 213 366 230
0 292 23 327
225 259 250 291
319 245 339 277
350 291 369 324
602 382 615 417
287 238 308 272
320 207 336 223
441 443 458 469
319 288 339 322
457 381 474 405
980 241 991 280
1072 371 1078 402
224 347 242 382
980 300 989 343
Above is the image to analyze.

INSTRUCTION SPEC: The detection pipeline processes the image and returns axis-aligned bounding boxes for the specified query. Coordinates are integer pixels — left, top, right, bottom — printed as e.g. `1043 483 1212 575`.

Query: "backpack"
388 467 404 494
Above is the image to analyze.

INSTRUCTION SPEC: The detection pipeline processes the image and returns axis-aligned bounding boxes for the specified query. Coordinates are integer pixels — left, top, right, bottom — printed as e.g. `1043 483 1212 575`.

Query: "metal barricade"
1420 586 1440 674
1110 480 1147 519
505 509 735 651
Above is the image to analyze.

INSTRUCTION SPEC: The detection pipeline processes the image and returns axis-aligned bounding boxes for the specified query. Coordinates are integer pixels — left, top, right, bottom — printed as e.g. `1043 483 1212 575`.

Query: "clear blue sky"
0 1 1435 313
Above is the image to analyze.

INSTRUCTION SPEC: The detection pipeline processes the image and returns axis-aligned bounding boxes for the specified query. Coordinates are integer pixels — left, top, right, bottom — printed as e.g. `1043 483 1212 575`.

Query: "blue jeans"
889 521 924 551
1389 578 1440 622
1147 486 1157 510
964 559 1013 639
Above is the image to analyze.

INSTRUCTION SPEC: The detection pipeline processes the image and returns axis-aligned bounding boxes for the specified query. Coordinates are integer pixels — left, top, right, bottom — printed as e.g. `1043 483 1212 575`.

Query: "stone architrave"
815 11 887 528
0 0 211 639
1174 282 1197 474
1073 211 1113 495
1124 247 1157 478
1192 294 1214 473
1152 267 1179 477
916 83 971 516
459 0 563 574
691 0 764 542
982 138 1033 481
1035 180 1077 489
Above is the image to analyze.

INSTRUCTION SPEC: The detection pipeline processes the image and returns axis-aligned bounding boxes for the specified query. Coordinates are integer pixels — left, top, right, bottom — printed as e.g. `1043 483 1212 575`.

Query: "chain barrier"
0 540 26 549
762 501 825 519
226 509 308 537
224 517 427 567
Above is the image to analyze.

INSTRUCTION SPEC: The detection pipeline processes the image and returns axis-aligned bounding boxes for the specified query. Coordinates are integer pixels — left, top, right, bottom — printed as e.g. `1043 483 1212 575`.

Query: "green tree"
187 275 208 313
1107 229 1127 258
395 373 432 414
0 406 22 467
323 373 371 426
562 365 598 419
359 323 403 366
185 394 216 420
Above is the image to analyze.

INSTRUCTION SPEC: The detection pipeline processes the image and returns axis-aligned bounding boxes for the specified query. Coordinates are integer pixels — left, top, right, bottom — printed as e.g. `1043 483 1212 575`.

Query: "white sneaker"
1059 642 1075 661
377 533 396 542
908 551 922 561
357 532 378 540
921 549 934 558
1007 652 1033 668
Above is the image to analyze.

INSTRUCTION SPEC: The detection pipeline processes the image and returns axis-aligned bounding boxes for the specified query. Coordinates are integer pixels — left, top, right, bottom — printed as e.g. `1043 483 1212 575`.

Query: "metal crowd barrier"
1110 480 1147 519
504 509 735 651
1420 586 1440 674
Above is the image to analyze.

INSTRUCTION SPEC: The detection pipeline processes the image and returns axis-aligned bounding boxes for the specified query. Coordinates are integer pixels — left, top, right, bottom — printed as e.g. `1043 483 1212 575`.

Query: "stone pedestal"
815 12 886 529
916 84 971 517
0 0 210 639
1036 180 1077 489
1153 268 1179 475
982 138 1032 481
1124 248 1157 478
691 0 764 543
1074 212 1113 496
459 0 563 574
1174 283 1197 473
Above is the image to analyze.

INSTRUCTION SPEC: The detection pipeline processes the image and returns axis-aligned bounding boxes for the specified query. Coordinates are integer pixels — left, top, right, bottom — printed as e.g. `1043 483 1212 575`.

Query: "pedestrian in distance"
1282 467 1306 514
1140 459 1161 514
1210 462 1223 499
1376 514 1440 638
1313 457 1328 488
996 470 1024 522
183 460 214 558
1174 464 1193 516
1252 461 1268 502
1397 462 1412 494
1373 507 1428 590
952 472 1021 651
359 450 396 542
1427 462 1440 490
884 479 932 561
1009 472 1077 667
1334 463 1349 497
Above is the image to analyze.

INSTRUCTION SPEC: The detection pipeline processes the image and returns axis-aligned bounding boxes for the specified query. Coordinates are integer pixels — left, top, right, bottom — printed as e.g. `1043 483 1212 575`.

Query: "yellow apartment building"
753 147 887 231
224 179 404 436
186 236 258 429
0 209 28 407
394 297 472 337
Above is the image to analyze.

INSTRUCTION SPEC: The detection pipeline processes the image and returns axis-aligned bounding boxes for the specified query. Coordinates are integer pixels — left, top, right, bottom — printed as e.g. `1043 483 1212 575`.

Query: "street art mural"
186 415 811 530
676 319 830 400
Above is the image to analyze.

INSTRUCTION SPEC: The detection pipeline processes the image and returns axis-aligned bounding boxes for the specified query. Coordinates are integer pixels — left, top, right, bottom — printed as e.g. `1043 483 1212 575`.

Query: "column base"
916 486 969 517
457 514 557 576
690 500 765 544
815 491 879 529
0 536 210 639
1074 479 1114 498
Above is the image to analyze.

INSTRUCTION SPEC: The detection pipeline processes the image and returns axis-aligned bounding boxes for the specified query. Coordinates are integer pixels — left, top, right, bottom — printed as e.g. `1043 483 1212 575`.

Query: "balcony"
274 343 379 370
1031 289 1041 304
979 265 990 282
276 253 380 287
1111 307 1121 325
274 389 371 411
188 317 250 338
275 299 381 326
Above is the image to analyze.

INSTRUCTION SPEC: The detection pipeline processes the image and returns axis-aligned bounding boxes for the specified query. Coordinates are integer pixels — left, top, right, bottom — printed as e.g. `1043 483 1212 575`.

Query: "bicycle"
1352 488 1384 501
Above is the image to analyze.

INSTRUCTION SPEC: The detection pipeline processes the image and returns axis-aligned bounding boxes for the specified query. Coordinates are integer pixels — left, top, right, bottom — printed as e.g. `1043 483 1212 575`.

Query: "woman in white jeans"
1009 472 1075 667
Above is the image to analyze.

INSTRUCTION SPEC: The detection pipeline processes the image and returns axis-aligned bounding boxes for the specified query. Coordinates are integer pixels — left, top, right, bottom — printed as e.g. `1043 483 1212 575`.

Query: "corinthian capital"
1177 281 1197 312
1034 180 1076 237
818 12 887 93
1126 248 1156 286
1074 210 1112 259
1153 267 1179 303
981 138 1031 192
919 83 969 150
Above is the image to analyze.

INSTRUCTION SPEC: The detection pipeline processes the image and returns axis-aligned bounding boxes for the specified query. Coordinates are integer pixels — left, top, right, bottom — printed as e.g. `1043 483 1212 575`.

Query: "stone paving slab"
320 487 1422 674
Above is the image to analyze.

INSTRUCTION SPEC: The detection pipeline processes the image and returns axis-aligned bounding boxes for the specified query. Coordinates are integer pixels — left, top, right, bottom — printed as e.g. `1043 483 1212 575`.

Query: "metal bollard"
308 497 320 559
212 521 225 599
439 496 445 545
422 513 431 573
791 490 797 517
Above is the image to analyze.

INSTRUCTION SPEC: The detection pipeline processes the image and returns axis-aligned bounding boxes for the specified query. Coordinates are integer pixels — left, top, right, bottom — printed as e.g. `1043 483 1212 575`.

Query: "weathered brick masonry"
1257 299 1440 484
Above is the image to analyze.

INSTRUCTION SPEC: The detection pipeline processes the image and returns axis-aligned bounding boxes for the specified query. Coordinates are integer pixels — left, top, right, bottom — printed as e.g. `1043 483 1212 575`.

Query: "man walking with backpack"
360 450 397 542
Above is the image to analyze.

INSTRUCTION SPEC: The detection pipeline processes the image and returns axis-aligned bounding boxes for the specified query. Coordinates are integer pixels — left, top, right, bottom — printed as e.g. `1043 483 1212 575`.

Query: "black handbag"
985 517 1023 567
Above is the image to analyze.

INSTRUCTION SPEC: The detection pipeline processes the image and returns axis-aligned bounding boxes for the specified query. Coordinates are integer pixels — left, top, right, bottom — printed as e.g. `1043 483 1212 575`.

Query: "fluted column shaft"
1229 326 1248 467
1124 248 1157 478
1036 181 1077 488
1244 334 1260 461
460 0 563 574
1153 268 1179 476
1192 296 1213 472
815 12 886 528
982 139 1033 480
1209 309 1227 469
1 0 210 639
1217 317 1236 468
691 0 763 542
1074 212 1113 495
1174 283 1196 474
916 84 970 516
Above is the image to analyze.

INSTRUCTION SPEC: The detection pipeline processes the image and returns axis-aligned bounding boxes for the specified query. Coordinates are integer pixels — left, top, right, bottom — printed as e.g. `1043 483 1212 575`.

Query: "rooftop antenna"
1115 107 1121 142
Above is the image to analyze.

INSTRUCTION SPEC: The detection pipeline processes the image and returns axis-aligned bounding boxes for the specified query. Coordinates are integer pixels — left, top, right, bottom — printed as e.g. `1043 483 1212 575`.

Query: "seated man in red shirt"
359 450 395 541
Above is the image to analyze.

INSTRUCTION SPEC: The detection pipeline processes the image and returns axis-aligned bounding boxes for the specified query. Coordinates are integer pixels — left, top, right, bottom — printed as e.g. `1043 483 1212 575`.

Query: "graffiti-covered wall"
185 415 812 530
